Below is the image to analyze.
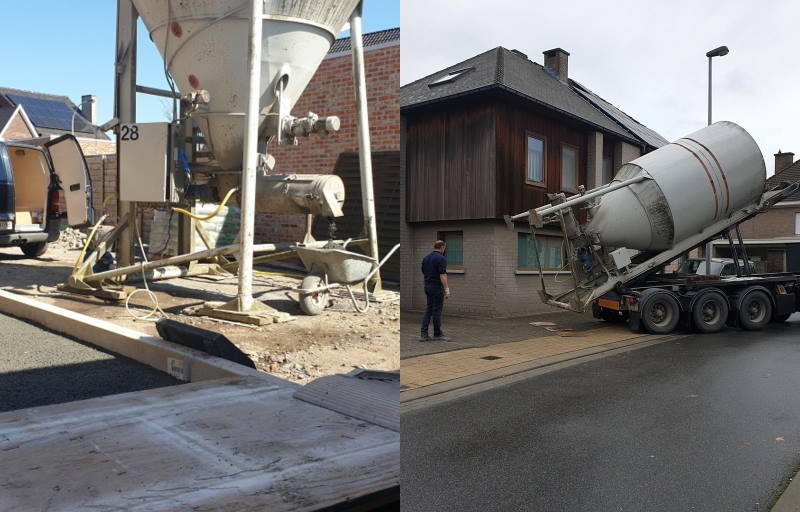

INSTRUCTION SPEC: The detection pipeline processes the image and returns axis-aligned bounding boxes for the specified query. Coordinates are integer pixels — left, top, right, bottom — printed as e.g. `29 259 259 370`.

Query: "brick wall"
256 43 400 244
403 219 567 317
739 205 800 239
0 113 34 141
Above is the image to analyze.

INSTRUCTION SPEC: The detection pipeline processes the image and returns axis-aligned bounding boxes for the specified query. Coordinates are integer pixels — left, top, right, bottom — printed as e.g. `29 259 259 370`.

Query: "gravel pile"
56 228 88 249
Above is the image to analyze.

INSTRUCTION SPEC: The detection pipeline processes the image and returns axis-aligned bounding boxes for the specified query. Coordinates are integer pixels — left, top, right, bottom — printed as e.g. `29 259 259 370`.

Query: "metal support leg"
735 225 752 276
725 230 741 277
115 0 137 266
350 2 381 292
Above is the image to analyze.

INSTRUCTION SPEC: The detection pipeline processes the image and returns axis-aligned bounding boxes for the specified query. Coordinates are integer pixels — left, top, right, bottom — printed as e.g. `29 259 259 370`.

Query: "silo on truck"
508 121 800 334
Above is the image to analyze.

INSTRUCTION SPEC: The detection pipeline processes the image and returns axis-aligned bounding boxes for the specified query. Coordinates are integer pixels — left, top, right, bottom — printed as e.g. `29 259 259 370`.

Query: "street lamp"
705 45 729 273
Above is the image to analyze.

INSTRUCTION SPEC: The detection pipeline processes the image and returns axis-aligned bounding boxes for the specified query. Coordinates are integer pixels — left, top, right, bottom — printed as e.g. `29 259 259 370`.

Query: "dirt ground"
0 240 399 384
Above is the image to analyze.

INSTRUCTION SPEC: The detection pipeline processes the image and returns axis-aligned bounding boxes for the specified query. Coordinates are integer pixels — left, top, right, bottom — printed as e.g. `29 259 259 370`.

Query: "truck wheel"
738 290 772 330
692 292 728 333
299 274 328 316
641 292 680 334
20 242 48 258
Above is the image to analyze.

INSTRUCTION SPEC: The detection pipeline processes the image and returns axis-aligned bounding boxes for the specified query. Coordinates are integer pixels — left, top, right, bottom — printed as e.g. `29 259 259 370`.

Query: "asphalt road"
402 319 800 511
0 312 178 412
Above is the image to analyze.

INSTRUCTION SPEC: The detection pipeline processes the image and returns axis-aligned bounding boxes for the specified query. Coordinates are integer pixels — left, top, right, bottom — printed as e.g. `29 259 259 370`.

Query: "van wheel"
20 242 48 258
738 290 772 330
692 292 728 333
641 292 680 334
299 274 328 316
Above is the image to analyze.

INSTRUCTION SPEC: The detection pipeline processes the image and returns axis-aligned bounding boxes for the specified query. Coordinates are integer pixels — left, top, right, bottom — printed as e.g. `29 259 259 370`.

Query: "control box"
119 122 177 203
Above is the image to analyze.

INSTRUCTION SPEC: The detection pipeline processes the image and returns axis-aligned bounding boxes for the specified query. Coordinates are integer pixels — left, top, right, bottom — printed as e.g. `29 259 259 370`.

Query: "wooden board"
295 374 399 432
0 376 399 511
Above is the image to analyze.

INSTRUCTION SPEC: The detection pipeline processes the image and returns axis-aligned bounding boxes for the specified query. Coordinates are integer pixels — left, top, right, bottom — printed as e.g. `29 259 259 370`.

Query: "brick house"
0 87 115 156
400 47 667 317
712 151 800 273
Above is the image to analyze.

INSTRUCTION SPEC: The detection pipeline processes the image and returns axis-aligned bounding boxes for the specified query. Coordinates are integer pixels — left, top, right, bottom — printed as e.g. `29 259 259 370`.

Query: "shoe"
432 334 451 341
419 335 431 342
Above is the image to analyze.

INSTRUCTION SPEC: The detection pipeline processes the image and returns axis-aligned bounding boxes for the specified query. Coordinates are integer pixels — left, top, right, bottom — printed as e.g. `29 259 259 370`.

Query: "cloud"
401 0 800 174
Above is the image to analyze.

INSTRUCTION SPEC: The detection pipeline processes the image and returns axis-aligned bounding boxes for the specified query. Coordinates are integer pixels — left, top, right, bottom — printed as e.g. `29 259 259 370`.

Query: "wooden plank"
294 374 399 432
0 376 399 511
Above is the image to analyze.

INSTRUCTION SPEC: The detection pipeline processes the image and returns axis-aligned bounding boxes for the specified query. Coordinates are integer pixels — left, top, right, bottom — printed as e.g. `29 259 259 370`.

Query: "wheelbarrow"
295 242 399 315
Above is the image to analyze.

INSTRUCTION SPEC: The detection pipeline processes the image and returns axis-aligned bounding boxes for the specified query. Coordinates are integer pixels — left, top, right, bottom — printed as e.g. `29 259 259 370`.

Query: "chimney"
80 94 97 125
775 150 795 174
543 48 570 81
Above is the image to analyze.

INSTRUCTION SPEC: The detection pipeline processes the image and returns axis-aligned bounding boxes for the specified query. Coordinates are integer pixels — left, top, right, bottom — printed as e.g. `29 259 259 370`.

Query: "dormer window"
428 67 474 87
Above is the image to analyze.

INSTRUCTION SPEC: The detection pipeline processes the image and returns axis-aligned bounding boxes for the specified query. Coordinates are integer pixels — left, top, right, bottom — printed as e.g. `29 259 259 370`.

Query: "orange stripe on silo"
674 141 719 219
684 137 731 214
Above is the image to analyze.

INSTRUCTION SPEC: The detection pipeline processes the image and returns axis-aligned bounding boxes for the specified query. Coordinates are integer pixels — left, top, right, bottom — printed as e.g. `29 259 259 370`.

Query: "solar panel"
6 93 95 133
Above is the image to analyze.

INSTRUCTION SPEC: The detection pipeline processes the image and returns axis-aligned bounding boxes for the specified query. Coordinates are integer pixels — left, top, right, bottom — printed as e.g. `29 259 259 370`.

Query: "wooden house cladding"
405 97 496 222
493 95 588 218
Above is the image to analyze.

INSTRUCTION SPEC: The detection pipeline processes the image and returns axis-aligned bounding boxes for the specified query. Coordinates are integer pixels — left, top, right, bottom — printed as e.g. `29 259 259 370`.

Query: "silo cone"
132 0 359 170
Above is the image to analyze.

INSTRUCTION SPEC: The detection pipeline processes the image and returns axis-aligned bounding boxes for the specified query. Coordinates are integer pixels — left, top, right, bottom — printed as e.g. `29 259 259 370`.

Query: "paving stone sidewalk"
401 309 607 359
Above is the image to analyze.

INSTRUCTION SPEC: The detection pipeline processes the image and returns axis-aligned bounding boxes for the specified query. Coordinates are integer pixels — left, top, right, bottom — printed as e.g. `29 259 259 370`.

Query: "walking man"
420 240 450 341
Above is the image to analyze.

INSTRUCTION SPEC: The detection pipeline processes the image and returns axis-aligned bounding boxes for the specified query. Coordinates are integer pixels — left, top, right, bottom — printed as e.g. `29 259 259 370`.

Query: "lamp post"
704 45 729 274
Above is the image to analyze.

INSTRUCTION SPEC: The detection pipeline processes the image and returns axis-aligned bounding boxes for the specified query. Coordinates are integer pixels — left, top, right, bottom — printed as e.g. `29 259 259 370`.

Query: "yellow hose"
72 214 109 271
254 270 306 279
102 194 117 208
171 188 238 221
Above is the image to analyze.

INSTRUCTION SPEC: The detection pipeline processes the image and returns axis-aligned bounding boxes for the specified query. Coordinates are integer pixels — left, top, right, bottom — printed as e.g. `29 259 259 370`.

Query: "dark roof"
328 27 400 55
401 47 666 149
570 80 668 148
768 157 800 201
0 106 16 131
0 87 109 140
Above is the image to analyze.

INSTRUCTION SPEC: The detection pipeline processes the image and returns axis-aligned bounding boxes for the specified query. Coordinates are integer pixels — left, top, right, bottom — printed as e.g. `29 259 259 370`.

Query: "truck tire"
738 290 772 331
691 292 728 333
299 274 328 316
20 242 48 258
640 291 680 334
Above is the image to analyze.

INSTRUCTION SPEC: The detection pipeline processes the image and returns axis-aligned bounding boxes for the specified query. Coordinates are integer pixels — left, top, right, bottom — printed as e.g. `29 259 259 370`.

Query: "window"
517 233 563 270
438 231 464 268
526 134 545 184
428 66 475 87
603 155 613 184
795 212 800 235
561 145 578 192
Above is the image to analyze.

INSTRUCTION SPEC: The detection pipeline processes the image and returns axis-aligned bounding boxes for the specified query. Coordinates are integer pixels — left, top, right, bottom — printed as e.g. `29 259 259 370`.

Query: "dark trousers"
421 283 444 336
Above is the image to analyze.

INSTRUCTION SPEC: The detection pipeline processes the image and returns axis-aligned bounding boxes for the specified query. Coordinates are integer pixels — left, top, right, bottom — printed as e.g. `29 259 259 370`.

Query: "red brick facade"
255 41 400 243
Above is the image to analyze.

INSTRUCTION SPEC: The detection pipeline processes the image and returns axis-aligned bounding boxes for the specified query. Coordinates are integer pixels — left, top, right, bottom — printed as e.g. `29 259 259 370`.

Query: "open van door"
44 135 94 227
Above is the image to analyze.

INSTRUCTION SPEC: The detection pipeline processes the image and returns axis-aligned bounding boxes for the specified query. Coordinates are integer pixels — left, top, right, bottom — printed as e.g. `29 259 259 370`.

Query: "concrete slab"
0 376 399 511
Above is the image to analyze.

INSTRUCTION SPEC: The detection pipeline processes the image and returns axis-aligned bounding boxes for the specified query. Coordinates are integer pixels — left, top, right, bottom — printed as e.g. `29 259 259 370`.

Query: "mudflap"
45 217 61 242
628 310 643 333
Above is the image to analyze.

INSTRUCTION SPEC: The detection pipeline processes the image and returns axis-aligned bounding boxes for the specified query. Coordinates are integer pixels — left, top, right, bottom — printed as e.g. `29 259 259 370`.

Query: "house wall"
404 97 496 222
0 113 34 141
403 219 569 317
494 95 589 219
738 205 800 239
255 43 400 244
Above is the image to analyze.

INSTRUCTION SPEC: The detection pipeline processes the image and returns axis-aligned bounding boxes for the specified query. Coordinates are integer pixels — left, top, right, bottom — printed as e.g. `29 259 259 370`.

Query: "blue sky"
0 1 398 126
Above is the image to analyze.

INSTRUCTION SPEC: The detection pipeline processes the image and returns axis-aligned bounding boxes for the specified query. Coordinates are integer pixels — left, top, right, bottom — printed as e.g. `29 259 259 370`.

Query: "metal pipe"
114 0 137 267
85 244 240 283
510 175 648 222
725 230 741 277
350 2 381 290
235 0 263 312
135 84 180 99
705 55 713 274
735 224 752 276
